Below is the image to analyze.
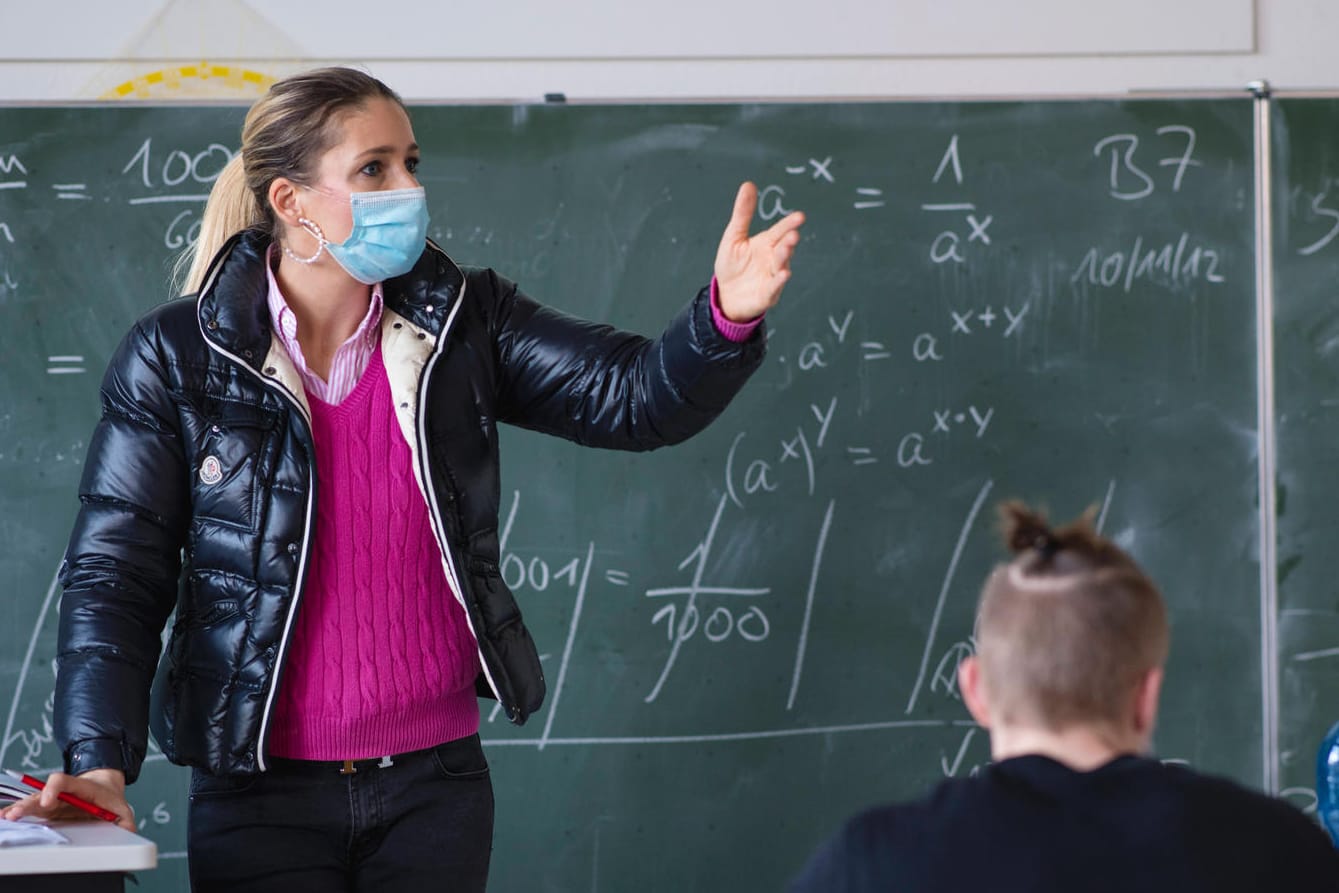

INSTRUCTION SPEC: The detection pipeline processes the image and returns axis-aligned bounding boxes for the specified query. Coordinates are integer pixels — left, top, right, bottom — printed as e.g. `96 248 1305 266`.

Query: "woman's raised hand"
713 182 805 323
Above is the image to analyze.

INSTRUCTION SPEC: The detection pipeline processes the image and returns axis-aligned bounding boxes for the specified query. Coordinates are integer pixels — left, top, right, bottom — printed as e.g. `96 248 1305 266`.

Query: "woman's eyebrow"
354 142 419 160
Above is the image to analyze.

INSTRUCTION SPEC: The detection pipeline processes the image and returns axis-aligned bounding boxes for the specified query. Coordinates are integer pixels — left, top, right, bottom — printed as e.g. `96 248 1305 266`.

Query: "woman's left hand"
714 182 806 323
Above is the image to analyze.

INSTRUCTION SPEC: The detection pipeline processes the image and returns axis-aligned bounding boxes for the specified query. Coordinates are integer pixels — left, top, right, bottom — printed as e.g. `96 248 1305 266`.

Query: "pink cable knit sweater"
267 345 481 760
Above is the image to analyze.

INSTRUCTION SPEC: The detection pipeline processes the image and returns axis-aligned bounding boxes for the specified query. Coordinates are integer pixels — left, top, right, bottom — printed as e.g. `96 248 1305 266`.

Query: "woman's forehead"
326 98 416 157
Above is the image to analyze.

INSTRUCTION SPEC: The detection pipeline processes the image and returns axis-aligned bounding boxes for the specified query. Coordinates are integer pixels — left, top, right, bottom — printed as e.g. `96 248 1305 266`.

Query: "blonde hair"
974 501 1169 732
175 66 404 294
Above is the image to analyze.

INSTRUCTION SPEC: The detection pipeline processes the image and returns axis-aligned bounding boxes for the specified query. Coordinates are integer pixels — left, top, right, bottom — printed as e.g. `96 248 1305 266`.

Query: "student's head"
180 66 416 292
957 501 1170 755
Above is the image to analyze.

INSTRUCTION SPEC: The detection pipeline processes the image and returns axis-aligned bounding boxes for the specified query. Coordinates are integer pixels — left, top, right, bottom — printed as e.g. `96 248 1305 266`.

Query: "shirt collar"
264 244 384 372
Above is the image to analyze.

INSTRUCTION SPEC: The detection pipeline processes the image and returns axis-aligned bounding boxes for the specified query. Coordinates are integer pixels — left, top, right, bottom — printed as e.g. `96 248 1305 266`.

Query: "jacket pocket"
187 402 278 533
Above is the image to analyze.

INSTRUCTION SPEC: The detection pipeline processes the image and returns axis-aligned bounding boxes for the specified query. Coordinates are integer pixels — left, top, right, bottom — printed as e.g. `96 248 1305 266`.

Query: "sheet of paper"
0 818 69 847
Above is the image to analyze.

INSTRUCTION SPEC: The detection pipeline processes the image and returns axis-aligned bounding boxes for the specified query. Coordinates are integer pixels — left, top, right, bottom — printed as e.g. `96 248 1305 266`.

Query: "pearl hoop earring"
282 217 325 265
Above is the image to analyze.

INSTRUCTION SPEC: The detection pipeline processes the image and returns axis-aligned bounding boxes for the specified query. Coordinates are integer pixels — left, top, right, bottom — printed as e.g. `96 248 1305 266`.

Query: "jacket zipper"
412 266 507 711
194 257 317 774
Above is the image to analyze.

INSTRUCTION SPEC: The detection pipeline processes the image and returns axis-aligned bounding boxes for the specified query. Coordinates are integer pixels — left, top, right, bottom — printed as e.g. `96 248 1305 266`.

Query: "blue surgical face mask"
309 186 430 284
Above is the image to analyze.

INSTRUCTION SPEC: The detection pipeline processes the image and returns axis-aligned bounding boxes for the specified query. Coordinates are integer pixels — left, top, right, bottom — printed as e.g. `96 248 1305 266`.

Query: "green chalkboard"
1273 96 1339 809
0 98 1263 892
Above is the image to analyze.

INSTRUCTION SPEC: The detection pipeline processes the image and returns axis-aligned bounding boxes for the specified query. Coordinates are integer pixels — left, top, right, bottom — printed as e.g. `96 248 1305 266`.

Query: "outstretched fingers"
770 226 802 271
723 182 760 243
764 209 806 244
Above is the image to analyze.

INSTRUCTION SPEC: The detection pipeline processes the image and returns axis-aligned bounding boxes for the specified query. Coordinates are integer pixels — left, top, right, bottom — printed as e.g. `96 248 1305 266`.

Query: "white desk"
0 820 157 891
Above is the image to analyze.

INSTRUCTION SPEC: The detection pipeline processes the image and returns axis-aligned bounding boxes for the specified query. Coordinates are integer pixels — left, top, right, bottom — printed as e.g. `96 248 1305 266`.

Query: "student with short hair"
789 501 1339 892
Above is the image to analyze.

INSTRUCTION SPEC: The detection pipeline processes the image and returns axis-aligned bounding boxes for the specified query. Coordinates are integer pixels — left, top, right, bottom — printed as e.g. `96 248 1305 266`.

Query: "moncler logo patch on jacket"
198 455 223 485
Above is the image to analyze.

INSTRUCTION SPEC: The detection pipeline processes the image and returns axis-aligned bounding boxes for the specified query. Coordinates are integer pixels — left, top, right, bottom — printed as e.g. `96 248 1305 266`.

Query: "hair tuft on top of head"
1000 500 1056 556
998 499 1122 574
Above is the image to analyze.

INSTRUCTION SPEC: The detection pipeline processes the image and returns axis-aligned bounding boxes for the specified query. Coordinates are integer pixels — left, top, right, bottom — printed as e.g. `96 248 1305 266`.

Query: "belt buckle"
338 756 393 774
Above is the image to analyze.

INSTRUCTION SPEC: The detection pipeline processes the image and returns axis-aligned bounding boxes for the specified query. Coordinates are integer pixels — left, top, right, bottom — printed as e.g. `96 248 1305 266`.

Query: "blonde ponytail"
175 154 263 295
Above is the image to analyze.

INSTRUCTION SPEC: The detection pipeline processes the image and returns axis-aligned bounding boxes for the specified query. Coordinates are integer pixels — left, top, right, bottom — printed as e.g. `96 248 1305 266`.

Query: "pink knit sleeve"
710 277 764 343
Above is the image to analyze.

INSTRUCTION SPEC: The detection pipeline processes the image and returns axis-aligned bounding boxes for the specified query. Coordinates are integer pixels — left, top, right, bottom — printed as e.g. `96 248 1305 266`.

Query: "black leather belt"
267 747 435 777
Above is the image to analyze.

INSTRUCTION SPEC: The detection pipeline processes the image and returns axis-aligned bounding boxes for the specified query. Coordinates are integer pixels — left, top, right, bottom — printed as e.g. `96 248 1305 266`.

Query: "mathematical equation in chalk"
0 140 235 255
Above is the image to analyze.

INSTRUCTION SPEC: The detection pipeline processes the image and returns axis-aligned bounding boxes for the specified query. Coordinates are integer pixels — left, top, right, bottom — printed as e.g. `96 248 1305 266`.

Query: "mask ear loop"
282 217 326 265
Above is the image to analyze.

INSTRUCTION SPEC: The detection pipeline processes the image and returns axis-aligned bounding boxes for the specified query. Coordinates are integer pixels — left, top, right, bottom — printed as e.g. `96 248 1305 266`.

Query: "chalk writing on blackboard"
1092 125 1201 201
643 493 776 704
121 138 236 249
1071 233 1226 292
1295 189 1339 256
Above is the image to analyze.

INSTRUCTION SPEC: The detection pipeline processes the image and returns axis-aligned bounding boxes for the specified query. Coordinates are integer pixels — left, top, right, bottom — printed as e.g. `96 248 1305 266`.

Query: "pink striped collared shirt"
265 246 384 406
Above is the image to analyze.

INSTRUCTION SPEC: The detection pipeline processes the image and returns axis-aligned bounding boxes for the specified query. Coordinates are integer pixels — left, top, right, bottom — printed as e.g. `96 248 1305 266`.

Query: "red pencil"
2 769 120 823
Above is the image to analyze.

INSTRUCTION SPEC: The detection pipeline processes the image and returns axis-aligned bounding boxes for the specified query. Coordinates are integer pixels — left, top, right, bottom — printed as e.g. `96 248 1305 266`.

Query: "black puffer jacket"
55 229 765 781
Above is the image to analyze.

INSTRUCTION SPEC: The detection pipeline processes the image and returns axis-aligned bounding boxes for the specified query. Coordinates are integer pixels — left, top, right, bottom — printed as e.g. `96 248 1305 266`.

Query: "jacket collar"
383 238 465 334
195 229 464 369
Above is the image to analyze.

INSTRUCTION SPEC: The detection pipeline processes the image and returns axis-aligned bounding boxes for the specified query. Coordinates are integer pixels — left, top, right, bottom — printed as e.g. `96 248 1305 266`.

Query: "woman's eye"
406 157 420 174
360 161 381 176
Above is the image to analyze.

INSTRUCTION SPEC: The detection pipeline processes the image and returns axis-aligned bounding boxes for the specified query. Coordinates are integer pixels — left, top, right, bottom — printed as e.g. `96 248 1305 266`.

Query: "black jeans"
187 734 493 892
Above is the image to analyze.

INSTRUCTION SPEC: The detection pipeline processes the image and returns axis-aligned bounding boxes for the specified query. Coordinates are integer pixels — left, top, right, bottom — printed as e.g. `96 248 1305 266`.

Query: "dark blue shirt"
789 754 1339 892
